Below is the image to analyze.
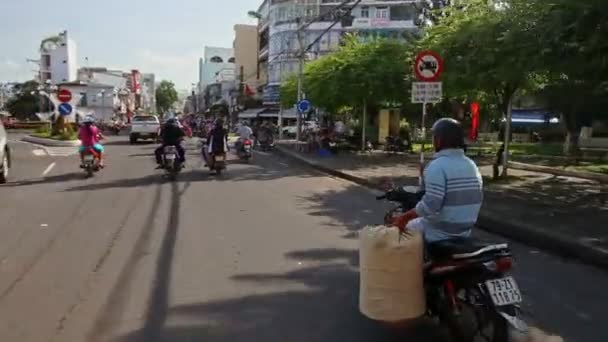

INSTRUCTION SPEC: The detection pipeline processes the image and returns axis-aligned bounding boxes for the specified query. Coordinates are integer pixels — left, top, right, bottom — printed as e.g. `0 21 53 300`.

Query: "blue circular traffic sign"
58 103 73 116
297 99 311 113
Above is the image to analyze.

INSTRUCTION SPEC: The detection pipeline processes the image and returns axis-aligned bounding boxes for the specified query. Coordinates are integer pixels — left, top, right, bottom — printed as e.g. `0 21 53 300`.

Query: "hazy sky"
0 0 260 89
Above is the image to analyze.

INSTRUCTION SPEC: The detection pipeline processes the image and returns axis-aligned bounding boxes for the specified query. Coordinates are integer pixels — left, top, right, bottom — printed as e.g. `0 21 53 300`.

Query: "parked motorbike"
384 136 410 153
235 138 253 162
377 187 528 342
161 145 182 180
82 148 102 178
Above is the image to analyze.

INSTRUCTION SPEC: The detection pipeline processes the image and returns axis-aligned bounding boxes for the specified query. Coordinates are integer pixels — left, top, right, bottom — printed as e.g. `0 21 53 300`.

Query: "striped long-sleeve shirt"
415 149 483 242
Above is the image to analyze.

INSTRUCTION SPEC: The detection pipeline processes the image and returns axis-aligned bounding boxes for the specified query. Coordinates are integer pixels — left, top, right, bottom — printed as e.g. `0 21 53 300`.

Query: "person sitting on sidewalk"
393 118 483 243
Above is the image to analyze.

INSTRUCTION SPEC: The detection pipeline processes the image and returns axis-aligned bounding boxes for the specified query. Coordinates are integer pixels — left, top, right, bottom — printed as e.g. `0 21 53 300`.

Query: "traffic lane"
3 138 57 183
50 147 446 342
0 136 167 342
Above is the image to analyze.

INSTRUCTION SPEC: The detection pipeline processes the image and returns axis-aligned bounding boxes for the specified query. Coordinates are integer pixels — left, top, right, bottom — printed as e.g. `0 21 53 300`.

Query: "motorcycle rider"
235 121 253 152
78 115 105 168
393 118 483 242
155 117 186 169
207 118 229 169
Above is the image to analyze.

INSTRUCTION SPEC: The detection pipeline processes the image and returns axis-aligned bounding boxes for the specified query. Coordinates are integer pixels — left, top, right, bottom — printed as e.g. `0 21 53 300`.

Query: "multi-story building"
198 46 236 92
256 0 419 105
233 24 261 98
39 30 78 84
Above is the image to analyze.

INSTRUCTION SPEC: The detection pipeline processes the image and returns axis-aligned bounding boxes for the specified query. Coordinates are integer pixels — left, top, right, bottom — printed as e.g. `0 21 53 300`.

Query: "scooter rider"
78 115 105 168
235 121 253 151
155 117 186 169
393 118 483 243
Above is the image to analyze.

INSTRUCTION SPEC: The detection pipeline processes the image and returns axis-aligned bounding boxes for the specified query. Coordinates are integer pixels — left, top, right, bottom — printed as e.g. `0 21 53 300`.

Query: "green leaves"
155 80 178 114
280 36 411 115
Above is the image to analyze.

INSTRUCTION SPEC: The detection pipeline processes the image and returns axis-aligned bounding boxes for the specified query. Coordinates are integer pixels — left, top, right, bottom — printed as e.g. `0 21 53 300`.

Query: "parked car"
0 121 10 183
129 115 161 144
282 121 318 137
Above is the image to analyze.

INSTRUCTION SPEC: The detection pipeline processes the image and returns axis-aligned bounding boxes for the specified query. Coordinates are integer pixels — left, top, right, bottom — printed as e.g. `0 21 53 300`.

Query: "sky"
0 0 260 90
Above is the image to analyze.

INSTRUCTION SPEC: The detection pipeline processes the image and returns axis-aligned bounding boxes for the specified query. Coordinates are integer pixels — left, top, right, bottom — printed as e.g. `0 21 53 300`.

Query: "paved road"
0 134 606 342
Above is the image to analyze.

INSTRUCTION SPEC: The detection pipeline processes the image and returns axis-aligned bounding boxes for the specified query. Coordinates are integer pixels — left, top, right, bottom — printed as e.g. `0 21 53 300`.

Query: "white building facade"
39 30 78 84
257 0 419 104
198 46 236 91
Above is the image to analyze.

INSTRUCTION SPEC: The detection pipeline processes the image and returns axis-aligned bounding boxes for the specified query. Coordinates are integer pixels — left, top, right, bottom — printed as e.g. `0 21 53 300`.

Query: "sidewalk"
275 143 608 269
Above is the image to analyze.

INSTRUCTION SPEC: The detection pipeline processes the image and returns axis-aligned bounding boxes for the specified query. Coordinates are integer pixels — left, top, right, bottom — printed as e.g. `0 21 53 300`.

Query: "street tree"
155 80 178 114
5 81 41 120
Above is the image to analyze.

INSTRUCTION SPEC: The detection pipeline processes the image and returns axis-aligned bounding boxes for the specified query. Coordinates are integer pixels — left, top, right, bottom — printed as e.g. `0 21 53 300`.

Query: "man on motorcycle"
393 118 483 242
155 118 186 169
235 121 253 151
78 115 105 168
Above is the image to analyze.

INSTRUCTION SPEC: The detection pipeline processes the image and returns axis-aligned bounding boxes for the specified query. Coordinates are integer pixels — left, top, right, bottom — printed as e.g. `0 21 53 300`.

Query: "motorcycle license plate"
165 154 176 160
84 155 94 162
164 146 177 153
485 276 523 306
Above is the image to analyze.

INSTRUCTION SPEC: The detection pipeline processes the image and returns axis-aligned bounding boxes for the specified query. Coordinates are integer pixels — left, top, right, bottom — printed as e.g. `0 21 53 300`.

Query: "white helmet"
83 115 95 124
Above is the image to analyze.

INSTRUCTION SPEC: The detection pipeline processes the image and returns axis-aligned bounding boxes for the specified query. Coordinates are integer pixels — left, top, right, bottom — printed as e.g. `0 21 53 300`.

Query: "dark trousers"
155 144 185 164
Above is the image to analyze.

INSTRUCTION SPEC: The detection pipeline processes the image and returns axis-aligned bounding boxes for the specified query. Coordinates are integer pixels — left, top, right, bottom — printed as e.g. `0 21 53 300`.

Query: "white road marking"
41 162 56 177
279 162 289 167
32 149 47 156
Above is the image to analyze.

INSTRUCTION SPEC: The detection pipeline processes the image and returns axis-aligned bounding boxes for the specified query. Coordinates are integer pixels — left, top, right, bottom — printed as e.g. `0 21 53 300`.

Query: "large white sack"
359 225 426 322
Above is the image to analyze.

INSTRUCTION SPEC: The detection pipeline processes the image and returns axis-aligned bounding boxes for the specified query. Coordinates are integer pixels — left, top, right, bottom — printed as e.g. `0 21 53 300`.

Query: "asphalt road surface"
1 134 606 342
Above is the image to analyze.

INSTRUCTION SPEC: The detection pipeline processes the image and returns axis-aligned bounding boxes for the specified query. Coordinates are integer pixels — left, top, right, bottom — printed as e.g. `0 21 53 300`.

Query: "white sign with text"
411 82 442 103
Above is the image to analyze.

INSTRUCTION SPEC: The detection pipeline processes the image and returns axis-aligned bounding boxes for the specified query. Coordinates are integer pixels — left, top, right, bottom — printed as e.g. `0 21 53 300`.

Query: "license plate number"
485 276 522 306
84 155 94 161
165 154 176 159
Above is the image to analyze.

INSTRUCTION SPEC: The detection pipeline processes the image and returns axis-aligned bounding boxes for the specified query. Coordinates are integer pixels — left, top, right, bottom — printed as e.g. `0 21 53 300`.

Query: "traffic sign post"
57 89 72 103
58 103 73 116
297 99 311 114
412 51 444 186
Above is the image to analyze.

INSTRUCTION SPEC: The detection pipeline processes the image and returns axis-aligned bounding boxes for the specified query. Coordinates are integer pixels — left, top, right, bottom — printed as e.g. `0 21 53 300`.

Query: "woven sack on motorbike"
359 225 426 322
512 327 564 342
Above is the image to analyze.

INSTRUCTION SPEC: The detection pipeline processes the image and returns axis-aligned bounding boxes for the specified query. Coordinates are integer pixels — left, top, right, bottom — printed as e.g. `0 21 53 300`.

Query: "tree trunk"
500 85 517 178
562 111 581 163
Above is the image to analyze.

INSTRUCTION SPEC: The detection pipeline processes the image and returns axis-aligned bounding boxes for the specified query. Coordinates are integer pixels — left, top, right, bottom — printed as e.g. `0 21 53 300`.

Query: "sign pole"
419 102 427 187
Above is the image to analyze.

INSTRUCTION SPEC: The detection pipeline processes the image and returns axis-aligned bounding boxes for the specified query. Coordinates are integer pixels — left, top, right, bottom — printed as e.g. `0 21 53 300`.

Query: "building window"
228 57 235 63
361 6 369 18
209 56 223 63
376 7 388 19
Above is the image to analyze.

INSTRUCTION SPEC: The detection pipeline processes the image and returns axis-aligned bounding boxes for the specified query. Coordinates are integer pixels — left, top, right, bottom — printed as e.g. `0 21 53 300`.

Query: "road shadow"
113 247 446 342
1 172 85 187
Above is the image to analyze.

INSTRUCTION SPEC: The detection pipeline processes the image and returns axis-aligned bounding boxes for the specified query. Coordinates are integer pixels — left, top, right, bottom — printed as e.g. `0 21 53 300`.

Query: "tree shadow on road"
112 247 445 342
1 172 84 188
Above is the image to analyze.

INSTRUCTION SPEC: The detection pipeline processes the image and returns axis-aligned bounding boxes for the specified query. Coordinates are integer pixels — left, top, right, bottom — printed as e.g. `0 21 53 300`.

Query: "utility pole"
296 22 305 142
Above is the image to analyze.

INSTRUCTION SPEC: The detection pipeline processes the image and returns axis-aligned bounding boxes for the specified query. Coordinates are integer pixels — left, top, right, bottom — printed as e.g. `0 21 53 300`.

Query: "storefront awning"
238 108 264 119
258 107 297 119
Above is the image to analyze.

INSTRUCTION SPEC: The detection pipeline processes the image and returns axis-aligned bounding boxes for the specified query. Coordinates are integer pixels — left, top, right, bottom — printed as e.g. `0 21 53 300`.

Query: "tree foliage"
5 80 41 120
281 37 411 116
155 80 178 114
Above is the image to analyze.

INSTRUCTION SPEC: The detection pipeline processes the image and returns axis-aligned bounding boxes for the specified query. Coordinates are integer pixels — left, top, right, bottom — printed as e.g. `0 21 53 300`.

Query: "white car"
282 121 318 137
0 121 10 184
129 115 161 144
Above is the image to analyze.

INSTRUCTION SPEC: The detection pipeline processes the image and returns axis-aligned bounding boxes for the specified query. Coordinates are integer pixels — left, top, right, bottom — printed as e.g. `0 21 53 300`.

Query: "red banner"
470 102 479 141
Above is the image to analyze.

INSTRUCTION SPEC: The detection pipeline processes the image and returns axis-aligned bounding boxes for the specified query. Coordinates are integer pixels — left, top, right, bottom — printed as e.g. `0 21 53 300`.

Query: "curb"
275 145 608 270
508 161 608 184
22 135 81 147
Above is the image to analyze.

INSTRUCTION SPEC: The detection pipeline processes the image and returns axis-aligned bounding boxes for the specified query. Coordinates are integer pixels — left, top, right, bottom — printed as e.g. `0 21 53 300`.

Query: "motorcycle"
235 138 253 162
209 153 226 175
377 186 528 342
82 148 102 178
384 136 411 154
258 135 275 152
161 145 182 180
